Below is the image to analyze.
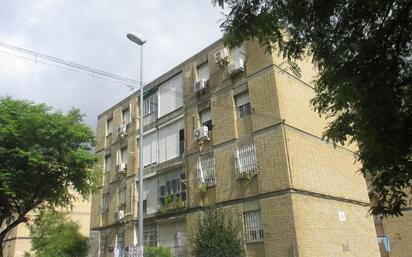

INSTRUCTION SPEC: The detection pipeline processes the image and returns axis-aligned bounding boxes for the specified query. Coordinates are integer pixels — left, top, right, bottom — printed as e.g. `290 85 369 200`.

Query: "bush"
144 246 173 257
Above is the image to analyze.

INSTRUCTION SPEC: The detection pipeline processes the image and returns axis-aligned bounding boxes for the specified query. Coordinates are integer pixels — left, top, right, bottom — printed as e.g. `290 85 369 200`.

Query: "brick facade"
89 38 385 257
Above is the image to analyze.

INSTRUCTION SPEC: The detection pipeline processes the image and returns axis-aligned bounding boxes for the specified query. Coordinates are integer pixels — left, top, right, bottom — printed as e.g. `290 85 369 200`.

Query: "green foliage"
29 210 89 257
192 207 244 257
0 97 97 250
144 246 173 257
215 0 412 216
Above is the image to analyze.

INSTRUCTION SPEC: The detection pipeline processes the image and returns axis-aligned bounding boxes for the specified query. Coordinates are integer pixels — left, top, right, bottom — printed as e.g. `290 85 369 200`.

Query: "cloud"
0 0 224 128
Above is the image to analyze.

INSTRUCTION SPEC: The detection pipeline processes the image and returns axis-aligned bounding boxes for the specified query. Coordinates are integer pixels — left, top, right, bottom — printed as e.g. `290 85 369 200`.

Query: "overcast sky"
0 0 225 128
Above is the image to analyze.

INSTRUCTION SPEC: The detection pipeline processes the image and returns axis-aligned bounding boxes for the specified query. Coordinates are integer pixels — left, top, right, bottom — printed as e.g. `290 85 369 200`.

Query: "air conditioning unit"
194 126 209 142
115 210 125 221
116 163 127 174
117 123 127 137
214 48 229 64
228 58 245 75
194 79 207 93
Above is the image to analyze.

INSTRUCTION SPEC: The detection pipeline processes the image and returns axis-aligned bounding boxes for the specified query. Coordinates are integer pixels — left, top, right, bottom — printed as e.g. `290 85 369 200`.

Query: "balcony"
143 111 158 127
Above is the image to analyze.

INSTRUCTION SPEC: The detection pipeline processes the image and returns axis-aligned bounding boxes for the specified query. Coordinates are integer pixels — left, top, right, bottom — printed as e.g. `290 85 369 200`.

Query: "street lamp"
127 32 146 257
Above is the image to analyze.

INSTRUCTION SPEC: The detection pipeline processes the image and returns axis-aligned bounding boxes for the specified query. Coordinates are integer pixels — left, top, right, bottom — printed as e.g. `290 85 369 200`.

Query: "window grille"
144 225 157 247
243 210 264 242
197 155 216 187
238 103 251 118
234 144 258 179
235 91 251 118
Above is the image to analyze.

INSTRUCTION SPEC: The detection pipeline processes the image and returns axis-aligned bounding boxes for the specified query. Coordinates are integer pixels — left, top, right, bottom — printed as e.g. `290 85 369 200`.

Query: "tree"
192 208 244 257
0 97 97 255
144 246 174 257
27 210 89 257
214 0 412 216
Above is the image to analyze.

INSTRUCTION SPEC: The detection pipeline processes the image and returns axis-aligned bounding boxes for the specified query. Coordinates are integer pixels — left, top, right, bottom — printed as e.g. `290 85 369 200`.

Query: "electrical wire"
0 41 185 96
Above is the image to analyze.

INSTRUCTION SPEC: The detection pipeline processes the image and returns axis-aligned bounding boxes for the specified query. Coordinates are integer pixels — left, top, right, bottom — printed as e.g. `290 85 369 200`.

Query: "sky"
0 0 225 128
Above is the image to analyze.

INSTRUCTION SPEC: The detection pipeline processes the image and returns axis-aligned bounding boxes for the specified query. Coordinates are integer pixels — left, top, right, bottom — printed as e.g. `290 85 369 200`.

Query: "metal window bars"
243 210 264 242
197 155 216 187
234 143 258 179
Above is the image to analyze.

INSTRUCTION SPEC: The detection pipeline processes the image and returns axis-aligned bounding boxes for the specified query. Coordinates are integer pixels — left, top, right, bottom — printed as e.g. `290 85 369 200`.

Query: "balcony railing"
197 155 216 187
143 111 158 127
234 143 258 179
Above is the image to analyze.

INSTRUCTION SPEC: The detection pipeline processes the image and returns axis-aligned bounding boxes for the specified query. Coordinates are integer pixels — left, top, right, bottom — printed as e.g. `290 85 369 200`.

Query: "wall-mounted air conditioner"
194 79 207 93
116 163 127 174
194 126 209 142
214 48 229 64
117 122 127 137
228 58 245 75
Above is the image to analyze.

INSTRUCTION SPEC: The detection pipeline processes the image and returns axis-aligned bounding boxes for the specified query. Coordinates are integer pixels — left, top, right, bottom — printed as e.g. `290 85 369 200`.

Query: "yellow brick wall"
260 195 298 257
255 127 290 193
292 194 380 257
211 89 237 145
285 127 369 202
382 211 412 257
249 68 282 132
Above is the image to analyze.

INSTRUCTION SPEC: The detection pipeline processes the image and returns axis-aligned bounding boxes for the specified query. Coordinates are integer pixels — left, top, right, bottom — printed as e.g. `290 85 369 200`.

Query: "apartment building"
2 196 91 257
89 38 382 257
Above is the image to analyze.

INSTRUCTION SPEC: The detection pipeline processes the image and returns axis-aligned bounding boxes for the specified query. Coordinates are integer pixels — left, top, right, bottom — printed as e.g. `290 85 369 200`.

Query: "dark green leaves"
216 0 412 215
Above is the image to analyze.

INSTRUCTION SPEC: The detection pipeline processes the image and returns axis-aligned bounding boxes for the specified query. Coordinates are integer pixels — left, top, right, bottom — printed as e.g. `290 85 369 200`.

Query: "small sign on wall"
338 210 346 222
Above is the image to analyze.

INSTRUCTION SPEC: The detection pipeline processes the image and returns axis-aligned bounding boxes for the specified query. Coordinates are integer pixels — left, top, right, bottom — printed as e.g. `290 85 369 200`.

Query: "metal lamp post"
127 32 146 257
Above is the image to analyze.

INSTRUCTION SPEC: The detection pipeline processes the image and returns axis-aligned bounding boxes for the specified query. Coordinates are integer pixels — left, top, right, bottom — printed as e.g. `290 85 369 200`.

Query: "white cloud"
0 0 224 127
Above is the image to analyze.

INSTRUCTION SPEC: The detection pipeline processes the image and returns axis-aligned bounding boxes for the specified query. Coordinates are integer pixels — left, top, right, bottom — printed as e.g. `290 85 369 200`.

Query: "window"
119 147 128 165
126 181 134 214
235 92 251 118
200 108 212 131
101 192 109 213
197 155 216 187
159 170 186 206
144 224 157 247
143 131 158 167
118 185 126 208
116 229 125 249
234 144 258 179
104 155 112 172
158 119 184 163
243 210 264 242
122 107 131 124
179 129 185 155
158 74 183 117
143 93 158 126
99 231 107 257
106 118 113 135
197 63 209 81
